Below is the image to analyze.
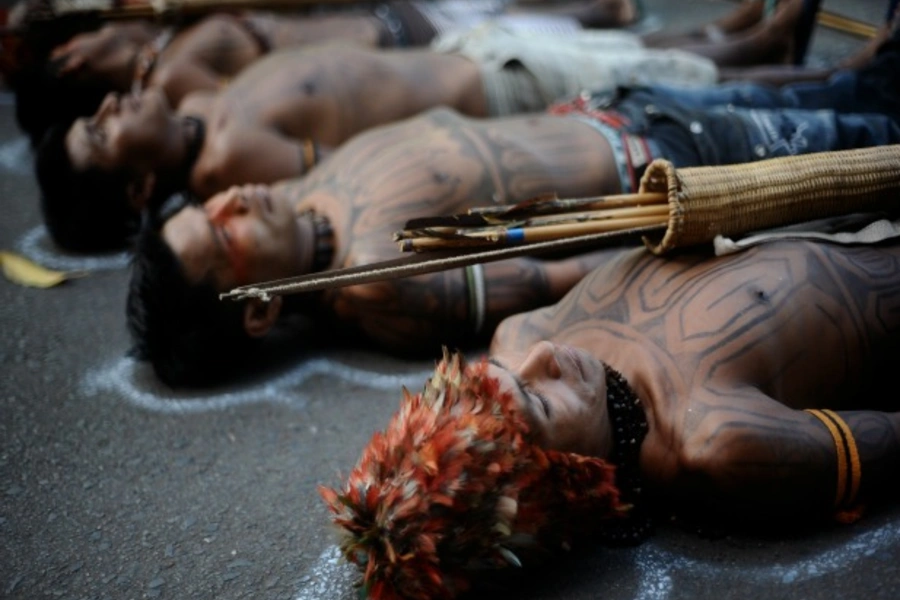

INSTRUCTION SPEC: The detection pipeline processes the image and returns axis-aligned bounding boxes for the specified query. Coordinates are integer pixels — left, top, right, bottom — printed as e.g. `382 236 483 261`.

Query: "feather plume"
319 350 626 599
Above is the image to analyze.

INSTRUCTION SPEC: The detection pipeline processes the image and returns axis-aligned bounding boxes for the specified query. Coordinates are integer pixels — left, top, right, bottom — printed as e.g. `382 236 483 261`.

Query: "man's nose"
211 187 251 220
96 93 119 120
518 341 562 382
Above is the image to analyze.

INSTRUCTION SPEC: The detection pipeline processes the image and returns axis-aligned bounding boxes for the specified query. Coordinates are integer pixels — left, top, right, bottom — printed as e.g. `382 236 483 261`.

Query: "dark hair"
14 57 111 147
126 216 257 387
34 121 138 252
5 12 108 145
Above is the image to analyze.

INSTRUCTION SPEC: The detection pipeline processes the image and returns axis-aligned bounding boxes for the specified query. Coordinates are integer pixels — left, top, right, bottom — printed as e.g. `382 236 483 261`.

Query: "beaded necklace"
307 212 334 273
599 364 653 545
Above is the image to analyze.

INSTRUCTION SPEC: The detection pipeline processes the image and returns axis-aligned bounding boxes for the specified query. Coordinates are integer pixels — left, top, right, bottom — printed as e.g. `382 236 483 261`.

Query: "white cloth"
713 213 900 256
431 22 719 113
412 0 581 37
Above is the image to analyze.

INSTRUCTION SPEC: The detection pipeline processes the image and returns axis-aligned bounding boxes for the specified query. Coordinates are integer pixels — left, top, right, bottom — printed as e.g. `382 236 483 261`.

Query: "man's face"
162 185 301 291
51 24 137 89
486 341 611 457
66 88 174 174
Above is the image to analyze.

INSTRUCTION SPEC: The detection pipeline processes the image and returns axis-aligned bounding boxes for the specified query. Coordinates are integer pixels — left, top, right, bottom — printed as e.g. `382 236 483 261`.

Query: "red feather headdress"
319 350 627 600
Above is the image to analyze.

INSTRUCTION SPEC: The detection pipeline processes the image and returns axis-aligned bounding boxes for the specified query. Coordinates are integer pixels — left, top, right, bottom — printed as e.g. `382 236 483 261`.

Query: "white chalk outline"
294 521 900 600
632 520 900 599
0 136 30 175
15 225 131 272
294 547 357 600
83 356 430 414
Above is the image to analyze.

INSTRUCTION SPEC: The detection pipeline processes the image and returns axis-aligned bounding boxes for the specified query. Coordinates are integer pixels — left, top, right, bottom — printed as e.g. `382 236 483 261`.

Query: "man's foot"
708 0 765 37
838 5 900 70
607 0 640 27
544 0 640 28
649 1 764 46
750 0 818 65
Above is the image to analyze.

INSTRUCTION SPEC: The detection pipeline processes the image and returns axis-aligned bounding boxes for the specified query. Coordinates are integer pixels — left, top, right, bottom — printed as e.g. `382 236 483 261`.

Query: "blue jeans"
591 40 900 168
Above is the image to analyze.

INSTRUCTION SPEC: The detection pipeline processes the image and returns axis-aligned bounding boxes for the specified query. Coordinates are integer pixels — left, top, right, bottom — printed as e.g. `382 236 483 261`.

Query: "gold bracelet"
302 139 317 173
805 409 863 521
821 409 861 507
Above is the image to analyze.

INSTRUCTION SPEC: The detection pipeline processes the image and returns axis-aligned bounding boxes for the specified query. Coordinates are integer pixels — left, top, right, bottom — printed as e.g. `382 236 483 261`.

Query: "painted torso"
492 241 900 486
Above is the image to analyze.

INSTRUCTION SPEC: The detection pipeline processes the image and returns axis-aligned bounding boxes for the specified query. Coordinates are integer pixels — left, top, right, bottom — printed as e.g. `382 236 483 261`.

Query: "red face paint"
216 224 250 286
206 189 257 286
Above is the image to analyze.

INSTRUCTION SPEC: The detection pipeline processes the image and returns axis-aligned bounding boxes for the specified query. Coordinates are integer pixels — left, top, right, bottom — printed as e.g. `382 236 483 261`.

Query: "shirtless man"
321 239 900 599
34 0 816 252
13 0 638 142
126 107 631 385
126 24 900 386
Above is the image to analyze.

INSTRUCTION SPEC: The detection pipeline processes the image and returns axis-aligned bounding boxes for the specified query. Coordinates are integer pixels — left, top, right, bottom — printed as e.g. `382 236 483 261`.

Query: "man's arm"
333 248 626 352
672 392 900 520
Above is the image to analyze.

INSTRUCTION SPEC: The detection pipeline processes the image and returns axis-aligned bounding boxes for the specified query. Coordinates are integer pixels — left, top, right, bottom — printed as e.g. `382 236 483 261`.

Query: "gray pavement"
2 1 900 599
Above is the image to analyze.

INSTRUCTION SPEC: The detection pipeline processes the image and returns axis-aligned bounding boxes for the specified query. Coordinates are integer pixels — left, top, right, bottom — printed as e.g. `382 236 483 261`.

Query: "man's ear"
242 296 283 338
126 172 156 211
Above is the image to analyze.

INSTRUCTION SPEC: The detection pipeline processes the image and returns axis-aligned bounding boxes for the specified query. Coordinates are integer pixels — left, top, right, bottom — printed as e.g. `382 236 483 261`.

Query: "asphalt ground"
2 1 898 599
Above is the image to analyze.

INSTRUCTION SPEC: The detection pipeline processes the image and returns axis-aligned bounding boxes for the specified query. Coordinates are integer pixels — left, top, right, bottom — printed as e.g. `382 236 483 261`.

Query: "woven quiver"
640 145 900 255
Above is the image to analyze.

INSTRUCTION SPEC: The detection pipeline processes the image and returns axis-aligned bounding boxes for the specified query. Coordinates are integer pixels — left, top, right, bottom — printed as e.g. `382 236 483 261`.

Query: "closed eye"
87 121 107 146
217 225 231 247
528 386 551 418
488 358 551 418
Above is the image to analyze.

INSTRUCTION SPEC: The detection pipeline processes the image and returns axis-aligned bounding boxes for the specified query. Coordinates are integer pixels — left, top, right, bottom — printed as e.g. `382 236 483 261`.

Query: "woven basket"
640 145 900 255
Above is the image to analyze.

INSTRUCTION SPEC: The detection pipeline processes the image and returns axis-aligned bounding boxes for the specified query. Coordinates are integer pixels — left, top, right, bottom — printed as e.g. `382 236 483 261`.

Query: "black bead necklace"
309 213 334 273
599 364 653 545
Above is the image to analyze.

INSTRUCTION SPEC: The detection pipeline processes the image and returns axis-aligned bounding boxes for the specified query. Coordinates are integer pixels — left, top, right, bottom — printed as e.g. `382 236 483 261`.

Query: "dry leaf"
0 251 75 288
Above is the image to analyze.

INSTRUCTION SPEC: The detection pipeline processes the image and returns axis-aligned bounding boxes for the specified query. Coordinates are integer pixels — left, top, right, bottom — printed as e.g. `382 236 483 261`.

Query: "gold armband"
805 409 864 523
302 139 318 173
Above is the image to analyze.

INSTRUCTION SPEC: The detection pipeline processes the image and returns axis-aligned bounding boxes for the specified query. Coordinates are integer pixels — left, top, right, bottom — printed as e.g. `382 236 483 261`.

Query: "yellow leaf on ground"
0 251 74 288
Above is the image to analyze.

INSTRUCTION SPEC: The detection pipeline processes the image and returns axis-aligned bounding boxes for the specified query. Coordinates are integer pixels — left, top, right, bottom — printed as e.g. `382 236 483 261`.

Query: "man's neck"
151 116 204 201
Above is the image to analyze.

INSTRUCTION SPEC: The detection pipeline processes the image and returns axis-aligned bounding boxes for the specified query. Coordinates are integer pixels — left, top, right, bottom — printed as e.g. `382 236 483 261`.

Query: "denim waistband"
550 95 660 193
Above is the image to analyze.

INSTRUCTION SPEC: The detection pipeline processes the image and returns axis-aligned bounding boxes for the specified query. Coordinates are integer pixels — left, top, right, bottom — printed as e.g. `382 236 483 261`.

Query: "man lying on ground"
13 0 639 143
34 0 823 252
126 20 900 387
322 237 900 599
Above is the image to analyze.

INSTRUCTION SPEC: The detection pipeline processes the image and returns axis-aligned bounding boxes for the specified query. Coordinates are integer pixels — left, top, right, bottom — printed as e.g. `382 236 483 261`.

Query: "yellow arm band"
805 409 863 523
302 138 318 173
